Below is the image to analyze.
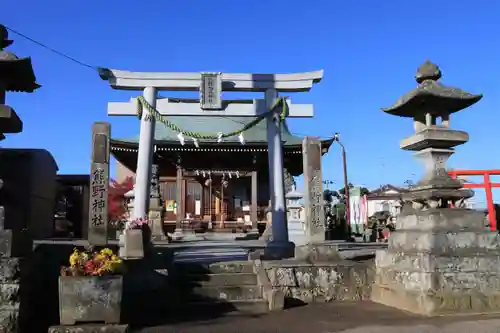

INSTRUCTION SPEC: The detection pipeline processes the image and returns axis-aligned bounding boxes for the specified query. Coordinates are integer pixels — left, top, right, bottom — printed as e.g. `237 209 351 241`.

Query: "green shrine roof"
112 116 314 146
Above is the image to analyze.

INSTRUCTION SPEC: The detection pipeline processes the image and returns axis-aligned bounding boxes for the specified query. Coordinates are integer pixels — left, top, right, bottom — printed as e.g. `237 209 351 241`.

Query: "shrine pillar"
132 86 157 221
264 89 293 259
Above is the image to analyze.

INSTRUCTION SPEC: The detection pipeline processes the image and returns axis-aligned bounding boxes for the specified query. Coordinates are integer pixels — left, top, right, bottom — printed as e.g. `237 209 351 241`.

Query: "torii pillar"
99 69 323 258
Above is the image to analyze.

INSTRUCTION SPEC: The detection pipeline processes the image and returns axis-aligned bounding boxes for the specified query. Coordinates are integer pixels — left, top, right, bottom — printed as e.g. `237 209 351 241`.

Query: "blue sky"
3 0 500 207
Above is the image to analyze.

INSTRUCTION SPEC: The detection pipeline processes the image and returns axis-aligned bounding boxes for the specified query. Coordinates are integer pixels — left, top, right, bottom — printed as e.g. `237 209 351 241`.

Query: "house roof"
112 115 334 147
366 184 408 199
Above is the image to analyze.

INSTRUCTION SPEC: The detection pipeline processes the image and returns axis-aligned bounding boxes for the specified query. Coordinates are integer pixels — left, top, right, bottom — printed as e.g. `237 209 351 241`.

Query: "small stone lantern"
286 186 307 246
124 188 135 217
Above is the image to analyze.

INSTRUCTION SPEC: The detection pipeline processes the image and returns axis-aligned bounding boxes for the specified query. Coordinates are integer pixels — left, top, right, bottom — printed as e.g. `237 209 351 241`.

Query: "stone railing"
261 259 375 303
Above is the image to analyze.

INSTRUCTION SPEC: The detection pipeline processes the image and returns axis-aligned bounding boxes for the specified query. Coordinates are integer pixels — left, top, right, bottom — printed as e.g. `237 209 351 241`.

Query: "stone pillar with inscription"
148 163 167 241
88 122 110 246
302 137 325 244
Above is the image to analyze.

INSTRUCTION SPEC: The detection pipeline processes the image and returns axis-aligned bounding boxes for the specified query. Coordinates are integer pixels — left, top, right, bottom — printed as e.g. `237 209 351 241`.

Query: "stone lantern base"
372 208 500 316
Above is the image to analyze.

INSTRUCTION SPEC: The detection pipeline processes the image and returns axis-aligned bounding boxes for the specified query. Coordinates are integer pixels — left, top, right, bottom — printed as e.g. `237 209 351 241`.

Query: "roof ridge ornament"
415 59 442 84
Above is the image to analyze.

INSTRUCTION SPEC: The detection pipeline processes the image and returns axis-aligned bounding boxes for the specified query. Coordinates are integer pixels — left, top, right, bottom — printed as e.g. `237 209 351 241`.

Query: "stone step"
178 273 258 287
186 285 262 302
174 260 254 275
173 248 250 263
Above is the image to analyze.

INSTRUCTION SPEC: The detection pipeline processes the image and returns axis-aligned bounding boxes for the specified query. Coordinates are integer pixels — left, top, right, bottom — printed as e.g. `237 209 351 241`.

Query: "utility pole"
333 133 351 239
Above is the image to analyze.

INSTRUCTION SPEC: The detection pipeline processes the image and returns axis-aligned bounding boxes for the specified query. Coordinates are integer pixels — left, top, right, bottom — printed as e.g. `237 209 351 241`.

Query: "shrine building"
111 104 333 232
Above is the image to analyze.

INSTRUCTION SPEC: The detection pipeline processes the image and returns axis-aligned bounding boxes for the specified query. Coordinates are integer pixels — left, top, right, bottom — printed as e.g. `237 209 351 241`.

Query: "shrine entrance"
448 169 500 231
101 68 324 257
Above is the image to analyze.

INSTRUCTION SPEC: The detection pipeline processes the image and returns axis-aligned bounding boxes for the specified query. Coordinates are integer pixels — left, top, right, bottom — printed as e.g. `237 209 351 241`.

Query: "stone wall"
263 260 375 303
0 258 21 333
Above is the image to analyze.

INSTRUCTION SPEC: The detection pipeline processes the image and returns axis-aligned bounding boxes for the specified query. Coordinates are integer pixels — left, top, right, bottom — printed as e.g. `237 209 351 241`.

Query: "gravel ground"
134 301 500 333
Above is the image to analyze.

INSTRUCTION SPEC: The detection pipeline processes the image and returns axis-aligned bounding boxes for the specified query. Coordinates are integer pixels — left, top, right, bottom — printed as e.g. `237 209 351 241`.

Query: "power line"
4 25 331 140
4 24 97 71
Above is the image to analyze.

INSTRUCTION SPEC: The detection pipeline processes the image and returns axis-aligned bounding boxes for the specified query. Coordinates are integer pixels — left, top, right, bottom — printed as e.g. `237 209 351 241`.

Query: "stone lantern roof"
0 25 40 93
285 186 303 200
382 60 482 118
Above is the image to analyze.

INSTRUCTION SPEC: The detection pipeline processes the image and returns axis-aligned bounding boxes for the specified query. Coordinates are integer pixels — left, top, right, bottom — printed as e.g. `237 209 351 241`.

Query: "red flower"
84 260 95 274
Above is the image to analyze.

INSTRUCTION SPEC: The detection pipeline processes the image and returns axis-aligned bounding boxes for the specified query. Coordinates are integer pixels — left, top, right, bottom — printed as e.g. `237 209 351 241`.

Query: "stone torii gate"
99 69 323 258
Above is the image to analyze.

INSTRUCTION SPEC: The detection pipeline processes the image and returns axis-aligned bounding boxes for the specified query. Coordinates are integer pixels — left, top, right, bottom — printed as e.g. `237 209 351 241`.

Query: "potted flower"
59 248 123 325
118 217 149 259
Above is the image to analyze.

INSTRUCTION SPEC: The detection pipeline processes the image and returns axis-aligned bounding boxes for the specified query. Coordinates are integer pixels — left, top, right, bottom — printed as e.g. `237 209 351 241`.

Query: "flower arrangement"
60 248 123 277
126 217 149 230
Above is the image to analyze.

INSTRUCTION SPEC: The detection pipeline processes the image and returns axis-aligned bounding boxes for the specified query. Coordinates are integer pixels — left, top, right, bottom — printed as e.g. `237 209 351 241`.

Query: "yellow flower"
100 248 113 256
110 255 121 264
69 249 80 266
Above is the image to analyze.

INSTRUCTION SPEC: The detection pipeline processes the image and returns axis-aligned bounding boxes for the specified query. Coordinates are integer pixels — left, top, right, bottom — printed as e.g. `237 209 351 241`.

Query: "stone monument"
371 60 496 316
302 136 325 243
87 122 111 246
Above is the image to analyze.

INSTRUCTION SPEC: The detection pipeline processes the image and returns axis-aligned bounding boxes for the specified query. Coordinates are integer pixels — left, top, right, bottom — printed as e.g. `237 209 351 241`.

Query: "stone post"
87 122 110 246
371 60 492 316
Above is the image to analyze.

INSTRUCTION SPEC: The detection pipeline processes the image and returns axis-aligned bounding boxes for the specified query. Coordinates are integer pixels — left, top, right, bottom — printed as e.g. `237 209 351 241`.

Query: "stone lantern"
124 188 135 217
0 24 41 333
286 186 307 246
371 60 500 316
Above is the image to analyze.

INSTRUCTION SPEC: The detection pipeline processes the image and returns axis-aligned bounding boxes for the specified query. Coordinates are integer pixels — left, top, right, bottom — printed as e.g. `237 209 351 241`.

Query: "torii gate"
99 69 323 258
448 169 500 231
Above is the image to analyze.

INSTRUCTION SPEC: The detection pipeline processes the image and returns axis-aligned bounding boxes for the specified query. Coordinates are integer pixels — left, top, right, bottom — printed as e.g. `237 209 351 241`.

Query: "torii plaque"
99 69 323 258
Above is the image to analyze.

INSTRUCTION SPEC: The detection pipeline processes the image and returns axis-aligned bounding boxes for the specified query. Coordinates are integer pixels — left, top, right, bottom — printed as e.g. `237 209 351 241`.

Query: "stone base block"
396 208 486 232
372 283 500 316
376 250 500 275
0 229 32 258
387 229 500 254
0 310 18 333
48 324 129 333
118 229 144 259
0 258 20 283
294 243 341 262
289 233 308 247
264 261 374 303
